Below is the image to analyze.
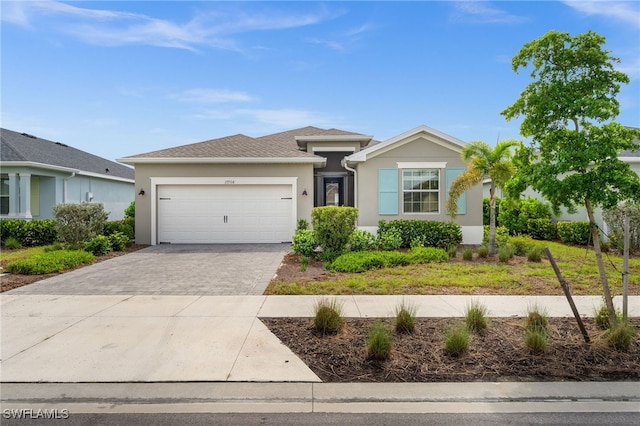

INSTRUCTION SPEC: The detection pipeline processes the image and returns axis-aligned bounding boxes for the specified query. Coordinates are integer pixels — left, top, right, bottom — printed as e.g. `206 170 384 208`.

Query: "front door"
324 177 344 206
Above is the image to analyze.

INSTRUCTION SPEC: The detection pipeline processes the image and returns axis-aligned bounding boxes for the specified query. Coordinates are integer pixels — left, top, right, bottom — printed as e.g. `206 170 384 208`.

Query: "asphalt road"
2 412 639 426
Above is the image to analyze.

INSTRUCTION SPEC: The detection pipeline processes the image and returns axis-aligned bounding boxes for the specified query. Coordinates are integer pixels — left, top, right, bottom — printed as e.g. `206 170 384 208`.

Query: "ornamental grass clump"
525 328 548 354
607 320 633 352
477 245 489 258
465 301 488 333
444 325 469 357
526 246 544 262
313 298 344 335
462 247 473 261
394 301 417 334
366 322 393 361
525 305 548 331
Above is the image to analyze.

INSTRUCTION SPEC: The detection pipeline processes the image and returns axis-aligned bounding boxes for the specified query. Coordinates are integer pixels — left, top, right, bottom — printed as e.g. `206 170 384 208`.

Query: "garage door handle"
281 197 292 200
159 197 171 200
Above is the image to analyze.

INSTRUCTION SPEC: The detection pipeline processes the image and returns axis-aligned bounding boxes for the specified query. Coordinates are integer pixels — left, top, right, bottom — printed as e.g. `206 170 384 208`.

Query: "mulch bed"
262 317 640 382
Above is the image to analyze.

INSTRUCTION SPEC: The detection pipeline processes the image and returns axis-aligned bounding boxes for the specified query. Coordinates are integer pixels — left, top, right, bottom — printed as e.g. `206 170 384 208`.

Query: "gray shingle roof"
122 126 376 160
1 128 134 180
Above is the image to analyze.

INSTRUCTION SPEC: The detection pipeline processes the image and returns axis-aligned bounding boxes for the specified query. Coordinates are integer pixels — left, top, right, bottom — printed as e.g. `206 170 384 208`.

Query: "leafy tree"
447 140 520 255
501 30 640 323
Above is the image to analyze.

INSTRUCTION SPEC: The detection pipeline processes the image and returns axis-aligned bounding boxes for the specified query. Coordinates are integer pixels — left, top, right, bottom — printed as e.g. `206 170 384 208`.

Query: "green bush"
378 219 462 249
607 320 634 352
497 244 514 262
526 246 544 262
124 201 135 219
498 197 552 236
292 229 317 257
525 328 548 354
462 247 473 261
395 302 417 334
108 231 130 251
556 221 592 246
6 250 95 274
330 251 409 273
0 219 58 246
313 298 344 335
53 203 109 245
348 229 377 252
508 235 537 257
482 225 510 248
526 218 557 241
603 203 640 254
2 236 22 249
378 228 403 251
84 235 112 256
444 325 469 357
406 247 449 264
482 197 502 227
477 245 489 258
311 206 358 261
366 322 393 361
465 301 488 333
103 219 134 240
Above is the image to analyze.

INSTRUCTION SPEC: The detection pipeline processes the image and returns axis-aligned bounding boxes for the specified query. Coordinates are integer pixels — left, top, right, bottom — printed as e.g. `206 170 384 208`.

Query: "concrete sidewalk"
1 294 639 413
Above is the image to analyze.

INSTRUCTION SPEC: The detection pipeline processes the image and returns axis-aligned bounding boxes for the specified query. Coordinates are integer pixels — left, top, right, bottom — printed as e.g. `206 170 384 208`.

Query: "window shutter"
378 168 398 215
446 168 466 215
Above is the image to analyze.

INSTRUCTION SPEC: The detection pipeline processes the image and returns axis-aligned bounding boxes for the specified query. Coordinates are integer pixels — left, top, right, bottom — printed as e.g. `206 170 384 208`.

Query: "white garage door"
157 184 293 244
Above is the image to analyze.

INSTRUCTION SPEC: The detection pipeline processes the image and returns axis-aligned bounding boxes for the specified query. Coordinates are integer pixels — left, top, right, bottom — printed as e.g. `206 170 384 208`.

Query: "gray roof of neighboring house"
1 128 134 180
121 126 377 160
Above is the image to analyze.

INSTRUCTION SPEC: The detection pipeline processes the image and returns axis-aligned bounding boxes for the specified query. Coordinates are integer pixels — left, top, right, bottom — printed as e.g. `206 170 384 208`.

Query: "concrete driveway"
4 244 290 296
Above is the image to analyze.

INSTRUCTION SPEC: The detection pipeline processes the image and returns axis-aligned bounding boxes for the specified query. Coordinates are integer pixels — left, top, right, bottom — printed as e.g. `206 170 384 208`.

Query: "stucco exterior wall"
132 162 315 245
354 136 483 228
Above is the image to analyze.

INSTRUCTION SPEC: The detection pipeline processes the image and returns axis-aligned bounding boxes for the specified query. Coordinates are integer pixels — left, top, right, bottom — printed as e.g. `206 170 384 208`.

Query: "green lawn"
266 241 640 296
0 246 49 266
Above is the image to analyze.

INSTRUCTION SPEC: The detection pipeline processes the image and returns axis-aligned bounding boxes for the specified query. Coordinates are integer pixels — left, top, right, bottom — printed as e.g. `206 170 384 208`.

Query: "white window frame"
401 168 440 214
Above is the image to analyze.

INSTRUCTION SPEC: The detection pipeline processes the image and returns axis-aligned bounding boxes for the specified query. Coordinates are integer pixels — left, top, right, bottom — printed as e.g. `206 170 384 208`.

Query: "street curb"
2 382 639 414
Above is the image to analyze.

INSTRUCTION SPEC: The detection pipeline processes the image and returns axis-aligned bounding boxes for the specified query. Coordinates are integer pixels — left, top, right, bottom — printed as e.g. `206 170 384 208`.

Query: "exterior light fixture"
138 188 145 196
302 189 308 196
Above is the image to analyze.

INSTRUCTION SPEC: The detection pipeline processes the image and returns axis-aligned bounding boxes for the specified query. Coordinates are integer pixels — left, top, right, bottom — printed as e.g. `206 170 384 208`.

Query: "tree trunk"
585 199 617 324
489 186 497 255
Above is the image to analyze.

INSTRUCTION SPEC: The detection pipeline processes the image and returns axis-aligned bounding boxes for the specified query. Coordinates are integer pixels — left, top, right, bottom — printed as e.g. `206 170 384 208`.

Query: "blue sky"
2 1 639 162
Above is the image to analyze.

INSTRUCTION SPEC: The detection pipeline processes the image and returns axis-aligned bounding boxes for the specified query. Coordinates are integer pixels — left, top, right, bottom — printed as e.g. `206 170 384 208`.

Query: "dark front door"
324 177 344 206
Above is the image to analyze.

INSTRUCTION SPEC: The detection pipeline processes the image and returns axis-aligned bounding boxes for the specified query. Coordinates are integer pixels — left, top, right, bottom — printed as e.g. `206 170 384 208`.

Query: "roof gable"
346 125 466 163
0 128 134 180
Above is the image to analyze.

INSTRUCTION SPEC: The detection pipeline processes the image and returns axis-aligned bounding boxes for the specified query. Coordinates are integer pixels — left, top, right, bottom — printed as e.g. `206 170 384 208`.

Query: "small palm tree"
447 140 520 255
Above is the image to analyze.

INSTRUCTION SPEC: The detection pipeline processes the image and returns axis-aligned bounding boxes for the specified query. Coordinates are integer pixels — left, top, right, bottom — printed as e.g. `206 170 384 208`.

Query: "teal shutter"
446 168 466 215
378 168 398 215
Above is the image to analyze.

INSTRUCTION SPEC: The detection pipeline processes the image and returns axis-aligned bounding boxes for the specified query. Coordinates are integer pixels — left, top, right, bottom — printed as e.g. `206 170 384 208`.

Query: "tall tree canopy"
502 30 640 322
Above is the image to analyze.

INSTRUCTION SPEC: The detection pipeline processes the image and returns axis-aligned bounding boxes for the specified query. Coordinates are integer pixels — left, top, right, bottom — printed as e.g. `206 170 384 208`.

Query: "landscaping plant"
366 322 393 361
311 206 358 262
465 301 488 333
53 203 109 245
607 320 634 352
394 301 417 334
444 325 469 357
462 247 473 261
313 298 344 335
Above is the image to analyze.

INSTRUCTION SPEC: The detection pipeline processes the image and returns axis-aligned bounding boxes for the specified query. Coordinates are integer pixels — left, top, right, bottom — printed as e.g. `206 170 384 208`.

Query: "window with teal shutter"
445 168 466 215
378 168 398 215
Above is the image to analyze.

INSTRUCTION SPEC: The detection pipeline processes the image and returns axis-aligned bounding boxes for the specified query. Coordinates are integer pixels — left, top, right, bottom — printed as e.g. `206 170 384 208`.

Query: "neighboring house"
1 128 135 221
118 125 483 245
482 139 640 225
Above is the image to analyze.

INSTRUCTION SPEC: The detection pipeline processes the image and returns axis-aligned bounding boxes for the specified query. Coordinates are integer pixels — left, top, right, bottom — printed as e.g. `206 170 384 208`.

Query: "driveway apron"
4 244 290 296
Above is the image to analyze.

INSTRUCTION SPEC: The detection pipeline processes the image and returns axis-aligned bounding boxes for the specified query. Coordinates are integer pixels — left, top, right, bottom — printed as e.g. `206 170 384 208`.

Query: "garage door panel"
157 184 293 244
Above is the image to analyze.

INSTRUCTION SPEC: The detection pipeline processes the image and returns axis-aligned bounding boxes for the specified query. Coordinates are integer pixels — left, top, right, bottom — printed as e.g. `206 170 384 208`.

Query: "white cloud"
1 1 339 52
452 2 528 24
306 21 375 51
563 1 640 28
196 107 335 130
173 89 255 104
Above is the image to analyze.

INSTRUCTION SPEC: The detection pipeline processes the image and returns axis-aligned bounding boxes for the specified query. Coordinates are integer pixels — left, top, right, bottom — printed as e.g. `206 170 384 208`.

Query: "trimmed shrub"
465 301 488 333
311 206 358 261
313 298 344 335
330 251 409 273
378 228 403 251
498 197 552 236
103 219 134 240
556 221 592 246
348 229 377 252
53 203 109 245
84 235 112 256
0 219 58 247
526 218 557 241
108 231 130 251
6 250 95 274
124 201 135 219
395 301 417 334
366 322 393 361
378 219 462 249
292 229 317 257
508 235 537 257
297 218 309 230
444 325 469 357
406 247 449 264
